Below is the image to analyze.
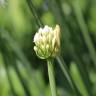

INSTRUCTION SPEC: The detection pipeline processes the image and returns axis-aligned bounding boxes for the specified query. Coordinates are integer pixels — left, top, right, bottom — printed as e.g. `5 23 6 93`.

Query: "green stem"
47 59 57 96
56 56 81 96
26 0 43 27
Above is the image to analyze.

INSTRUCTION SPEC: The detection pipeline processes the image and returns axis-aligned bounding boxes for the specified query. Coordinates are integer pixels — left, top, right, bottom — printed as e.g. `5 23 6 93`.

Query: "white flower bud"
33 25 60 59
34 46 38 52
42 36 46 43
52 36 56 48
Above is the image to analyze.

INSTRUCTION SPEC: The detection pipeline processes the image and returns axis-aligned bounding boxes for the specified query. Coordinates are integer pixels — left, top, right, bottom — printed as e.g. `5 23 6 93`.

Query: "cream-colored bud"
52 36 56 48
42 36 46 43
33 24 60 59
34 46 38 51
38 28 43 33
53 25 60 48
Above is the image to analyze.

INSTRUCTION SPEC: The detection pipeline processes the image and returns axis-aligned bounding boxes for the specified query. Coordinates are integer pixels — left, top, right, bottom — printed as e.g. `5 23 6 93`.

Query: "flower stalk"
47 59 57 96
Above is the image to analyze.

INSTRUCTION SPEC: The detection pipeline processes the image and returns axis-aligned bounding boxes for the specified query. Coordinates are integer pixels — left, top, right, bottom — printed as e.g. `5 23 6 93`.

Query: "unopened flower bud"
34 46 37 51
33 25 60 59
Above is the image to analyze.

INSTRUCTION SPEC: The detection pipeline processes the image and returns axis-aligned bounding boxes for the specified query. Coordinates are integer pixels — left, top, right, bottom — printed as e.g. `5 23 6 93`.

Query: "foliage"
0 0 96 96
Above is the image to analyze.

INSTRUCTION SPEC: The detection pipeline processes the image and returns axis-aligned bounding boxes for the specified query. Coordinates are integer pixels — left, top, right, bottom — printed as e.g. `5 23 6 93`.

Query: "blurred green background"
0 0 96 96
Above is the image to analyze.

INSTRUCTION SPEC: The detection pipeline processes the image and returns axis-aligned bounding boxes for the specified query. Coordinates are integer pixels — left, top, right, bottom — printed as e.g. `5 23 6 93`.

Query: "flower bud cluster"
33 25 60 59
